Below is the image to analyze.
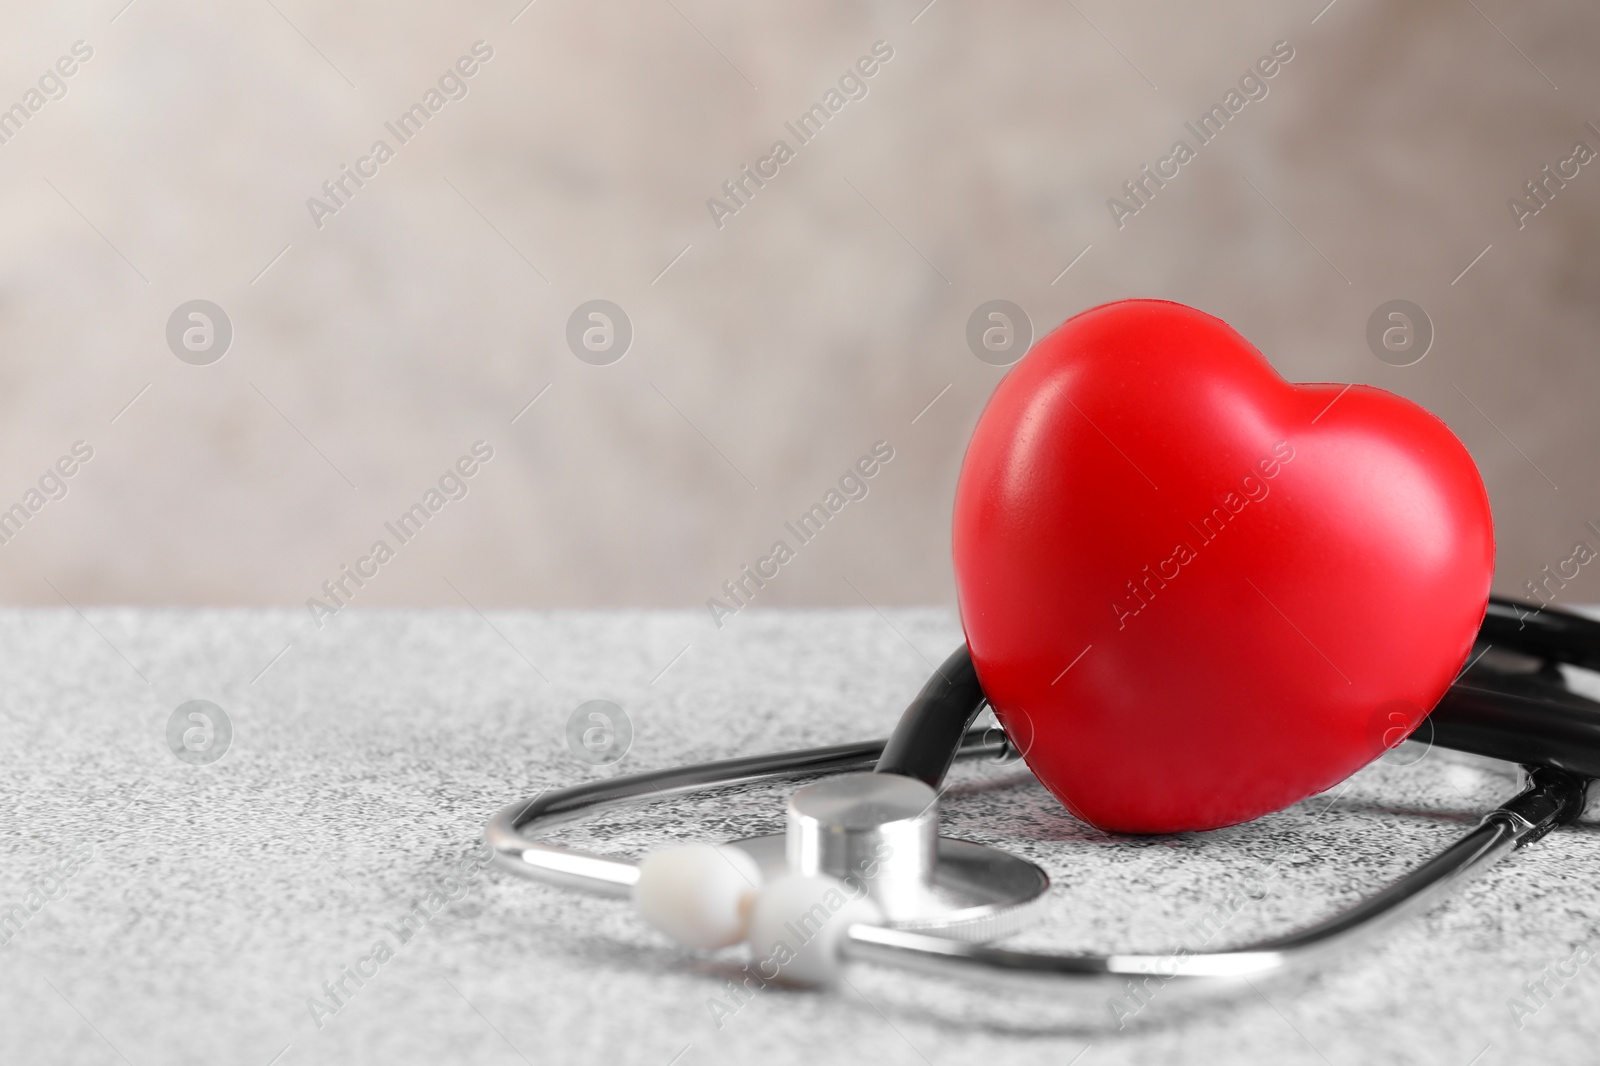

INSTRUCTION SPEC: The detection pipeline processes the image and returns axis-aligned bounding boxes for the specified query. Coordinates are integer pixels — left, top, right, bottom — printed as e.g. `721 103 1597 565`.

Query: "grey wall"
0 0 1596 617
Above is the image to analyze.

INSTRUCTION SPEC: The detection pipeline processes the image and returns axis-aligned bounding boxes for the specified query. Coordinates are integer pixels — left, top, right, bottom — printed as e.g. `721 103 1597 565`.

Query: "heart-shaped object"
953 300 1494 833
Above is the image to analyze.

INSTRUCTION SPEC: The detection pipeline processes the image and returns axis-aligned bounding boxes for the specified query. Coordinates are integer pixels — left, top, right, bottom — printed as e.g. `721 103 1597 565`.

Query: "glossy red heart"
953 300 1493 833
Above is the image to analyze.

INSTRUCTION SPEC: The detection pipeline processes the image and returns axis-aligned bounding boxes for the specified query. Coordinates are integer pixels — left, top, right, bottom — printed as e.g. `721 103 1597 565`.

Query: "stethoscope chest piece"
727 771 1049 941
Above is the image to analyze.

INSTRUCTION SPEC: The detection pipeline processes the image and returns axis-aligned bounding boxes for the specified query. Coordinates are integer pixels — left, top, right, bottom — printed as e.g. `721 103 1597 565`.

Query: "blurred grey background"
0 0 1596 621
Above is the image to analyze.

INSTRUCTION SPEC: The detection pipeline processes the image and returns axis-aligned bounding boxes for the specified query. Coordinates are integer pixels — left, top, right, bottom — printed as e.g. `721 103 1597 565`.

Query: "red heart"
953 300 1493 833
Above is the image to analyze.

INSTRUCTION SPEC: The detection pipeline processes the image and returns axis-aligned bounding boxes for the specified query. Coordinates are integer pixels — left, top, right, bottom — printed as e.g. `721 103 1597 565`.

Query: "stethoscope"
486 595 1599 992
488 297 1600 997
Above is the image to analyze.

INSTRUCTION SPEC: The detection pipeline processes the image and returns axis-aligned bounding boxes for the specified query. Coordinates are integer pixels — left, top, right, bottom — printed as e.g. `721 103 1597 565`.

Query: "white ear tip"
634 843 763 950
746 874 884 987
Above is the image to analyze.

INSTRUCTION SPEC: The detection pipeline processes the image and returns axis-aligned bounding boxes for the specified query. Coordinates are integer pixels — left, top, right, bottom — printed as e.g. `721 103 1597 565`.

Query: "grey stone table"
2 608 1598 1066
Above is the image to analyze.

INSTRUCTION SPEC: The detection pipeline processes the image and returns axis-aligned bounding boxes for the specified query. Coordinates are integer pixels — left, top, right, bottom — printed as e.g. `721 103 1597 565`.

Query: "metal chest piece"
729 771 1050 941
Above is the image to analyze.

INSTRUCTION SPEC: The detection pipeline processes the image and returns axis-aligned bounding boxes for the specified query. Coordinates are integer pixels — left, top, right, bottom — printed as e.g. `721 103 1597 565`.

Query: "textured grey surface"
2 607 1598 1065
